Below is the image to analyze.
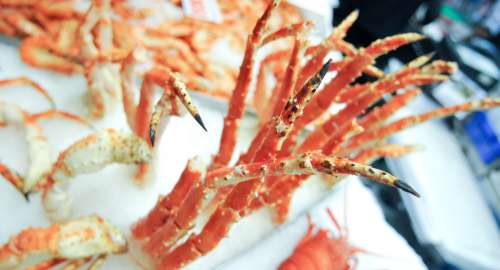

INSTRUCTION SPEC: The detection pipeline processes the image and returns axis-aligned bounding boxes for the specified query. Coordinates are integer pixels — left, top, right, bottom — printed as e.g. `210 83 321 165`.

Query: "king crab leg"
40 129 153 221
280 33 425 156
0 215 126 270
210 0 281 168
343 98 500 154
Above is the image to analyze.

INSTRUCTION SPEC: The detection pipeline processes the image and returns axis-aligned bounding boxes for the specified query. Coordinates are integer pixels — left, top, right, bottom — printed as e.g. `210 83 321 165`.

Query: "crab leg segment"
0 102 51 194
353 144 421 164
225 60 332 212
211 0 281 168
41 129 153 221
0 77 55 109
0 215 126 270
206 152 416 193
345 98 500 152
253 50 289 122
20 37 83 74
296 10 359 89
357 88 421 131
0 163 24 194
322 88 422 155
143 158 207 256
132 157 205 239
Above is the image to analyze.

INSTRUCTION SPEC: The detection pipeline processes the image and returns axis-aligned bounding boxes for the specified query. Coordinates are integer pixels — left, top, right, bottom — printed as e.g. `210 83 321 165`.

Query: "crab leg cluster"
0 215 127 270
127 1 500 268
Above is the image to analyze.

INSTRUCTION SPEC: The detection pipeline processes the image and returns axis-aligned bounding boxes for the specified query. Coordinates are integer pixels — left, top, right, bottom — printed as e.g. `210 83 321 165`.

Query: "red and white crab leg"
241 27 309 164
253 50 289 122
211 0 281 168
296 10 360 89
357 88 422 131
353 144 421 164
41 129 153 221
281 33 425 155
0 102 51 194
141 158 207 256
152 59 332 269
344 98 500 153
297 57 450 153
132 157 205 239
156 152 418 269
322 88 422 155
205 152 416 192
20 37 83 74
0 215 126 270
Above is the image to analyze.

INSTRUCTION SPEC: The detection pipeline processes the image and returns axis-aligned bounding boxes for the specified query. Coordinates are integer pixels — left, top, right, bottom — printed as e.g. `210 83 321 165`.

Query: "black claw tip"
319 58 332 78
194 114 207 132
23 192 31 202
149 128 156 147
394 179 420 197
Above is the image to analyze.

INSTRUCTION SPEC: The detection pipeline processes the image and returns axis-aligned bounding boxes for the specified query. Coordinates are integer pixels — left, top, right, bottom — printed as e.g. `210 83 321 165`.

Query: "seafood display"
0 0 303 103
1 0 499 270
278 208 365 270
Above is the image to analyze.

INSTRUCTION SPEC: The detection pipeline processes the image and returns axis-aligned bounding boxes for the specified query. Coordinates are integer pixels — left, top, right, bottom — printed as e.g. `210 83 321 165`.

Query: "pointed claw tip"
319 59 332 78
194 114 207 132
23 192 31 202
394 179 420 197
149 129 156 147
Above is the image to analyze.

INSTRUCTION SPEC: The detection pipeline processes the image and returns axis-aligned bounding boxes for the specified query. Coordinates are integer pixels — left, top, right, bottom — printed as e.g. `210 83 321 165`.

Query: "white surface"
0 37 424 269
387 94 500 270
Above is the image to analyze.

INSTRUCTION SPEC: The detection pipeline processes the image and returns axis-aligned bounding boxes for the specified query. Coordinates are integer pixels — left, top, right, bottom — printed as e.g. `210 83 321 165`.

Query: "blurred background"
322 0 500 269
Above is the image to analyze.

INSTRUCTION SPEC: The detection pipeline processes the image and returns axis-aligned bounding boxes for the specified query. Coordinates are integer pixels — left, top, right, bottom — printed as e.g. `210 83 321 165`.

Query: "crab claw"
193 113 207 132
394 179 420 197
